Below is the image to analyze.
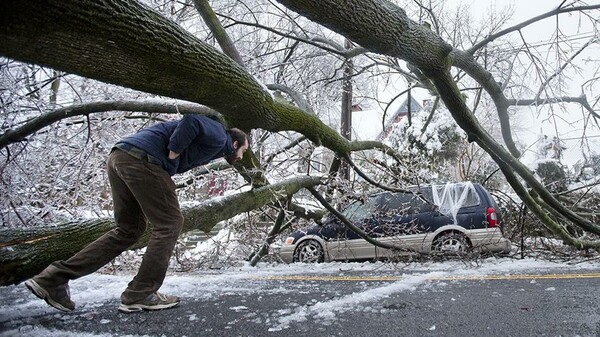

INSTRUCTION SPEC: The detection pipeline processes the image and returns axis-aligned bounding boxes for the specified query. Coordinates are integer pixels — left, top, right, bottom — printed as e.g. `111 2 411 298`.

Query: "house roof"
393 95 422 117
328 96 425 142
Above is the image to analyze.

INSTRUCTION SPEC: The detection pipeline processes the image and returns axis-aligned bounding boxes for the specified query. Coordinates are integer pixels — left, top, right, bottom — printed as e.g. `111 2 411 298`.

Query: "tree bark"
0 0 349 154
0 176 322 286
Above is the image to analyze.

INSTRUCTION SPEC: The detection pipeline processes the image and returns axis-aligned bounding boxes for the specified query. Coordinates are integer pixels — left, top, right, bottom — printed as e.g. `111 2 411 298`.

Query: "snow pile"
267 271 445 331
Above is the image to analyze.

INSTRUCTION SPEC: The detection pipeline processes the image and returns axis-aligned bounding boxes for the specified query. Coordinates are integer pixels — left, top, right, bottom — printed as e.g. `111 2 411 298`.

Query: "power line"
484 31 598 53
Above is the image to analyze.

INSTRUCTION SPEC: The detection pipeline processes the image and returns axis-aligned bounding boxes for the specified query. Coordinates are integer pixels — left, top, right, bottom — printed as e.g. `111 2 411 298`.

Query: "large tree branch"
450 49 520 157
275 0 453 73
0 0 351 156
0 175 323 286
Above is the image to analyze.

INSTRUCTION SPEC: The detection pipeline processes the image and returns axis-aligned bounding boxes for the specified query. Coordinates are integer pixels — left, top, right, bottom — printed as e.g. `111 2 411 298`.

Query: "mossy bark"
0 0 351 156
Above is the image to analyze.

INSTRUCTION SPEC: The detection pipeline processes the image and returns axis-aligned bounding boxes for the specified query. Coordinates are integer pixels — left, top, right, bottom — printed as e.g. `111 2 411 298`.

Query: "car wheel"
293 240 325 263
432 232 471 254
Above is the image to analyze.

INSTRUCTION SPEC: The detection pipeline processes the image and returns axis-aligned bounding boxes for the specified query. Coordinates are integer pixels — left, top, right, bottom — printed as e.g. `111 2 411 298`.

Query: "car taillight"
487 207 498 227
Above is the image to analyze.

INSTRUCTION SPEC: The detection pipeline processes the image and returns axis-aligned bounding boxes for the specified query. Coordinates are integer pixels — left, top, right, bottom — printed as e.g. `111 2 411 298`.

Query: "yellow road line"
252 275 402 282
250 273 600 282
430 273 600 281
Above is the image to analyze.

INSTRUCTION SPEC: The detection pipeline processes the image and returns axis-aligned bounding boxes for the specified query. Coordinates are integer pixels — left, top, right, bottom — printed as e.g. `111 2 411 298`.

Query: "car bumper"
479 237 511 253
468 228 511 253
279 244 295 264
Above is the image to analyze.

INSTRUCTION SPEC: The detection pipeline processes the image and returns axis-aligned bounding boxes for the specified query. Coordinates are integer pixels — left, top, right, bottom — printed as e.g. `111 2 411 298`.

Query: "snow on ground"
1 257 598 337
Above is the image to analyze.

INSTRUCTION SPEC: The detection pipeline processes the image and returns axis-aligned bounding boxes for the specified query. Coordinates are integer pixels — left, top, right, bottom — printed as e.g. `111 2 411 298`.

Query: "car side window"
374 193 414 216
412 197 437 213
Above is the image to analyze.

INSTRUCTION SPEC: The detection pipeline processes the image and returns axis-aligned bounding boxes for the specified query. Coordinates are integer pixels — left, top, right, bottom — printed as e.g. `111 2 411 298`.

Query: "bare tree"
1 0 600 283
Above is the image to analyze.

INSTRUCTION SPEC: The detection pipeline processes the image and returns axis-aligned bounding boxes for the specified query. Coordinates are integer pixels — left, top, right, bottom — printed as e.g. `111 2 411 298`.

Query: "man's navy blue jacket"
118 115 234 176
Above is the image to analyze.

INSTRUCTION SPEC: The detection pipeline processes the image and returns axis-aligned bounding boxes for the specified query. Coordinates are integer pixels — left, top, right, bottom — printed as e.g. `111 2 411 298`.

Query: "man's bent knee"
114 226 146 245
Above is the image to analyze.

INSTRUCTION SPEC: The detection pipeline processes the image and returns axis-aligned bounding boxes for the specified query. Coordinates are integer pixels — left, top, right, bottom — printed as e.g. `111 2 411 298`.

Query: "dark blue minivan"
279 182 510 263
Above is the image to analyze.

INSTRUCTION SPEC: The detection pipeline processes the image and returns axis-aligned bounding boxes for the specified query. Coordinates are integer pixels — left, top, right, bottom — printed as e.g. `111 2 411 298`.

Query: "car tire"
432 231 471 254
293 240 325 263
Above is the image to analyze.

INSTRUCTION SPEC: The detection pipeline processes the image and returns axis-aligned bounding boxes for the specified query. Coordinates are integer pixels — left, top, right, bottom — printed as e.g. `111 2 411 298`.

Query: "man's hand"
168 151 180 160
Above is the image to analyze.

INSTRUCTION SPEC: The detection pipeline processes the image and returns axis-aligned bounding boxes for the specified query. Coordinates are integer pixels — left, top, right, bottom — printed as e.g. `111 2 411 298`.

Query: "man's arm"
168 115 206 157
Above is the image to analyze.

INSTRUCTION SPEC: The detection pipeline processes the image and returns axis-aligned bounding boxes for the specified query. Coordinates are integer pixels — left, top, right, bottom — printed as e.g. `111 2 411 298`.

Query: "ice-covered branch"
535 37 598 99
217 13 367 58
307 186 408 251
0 100 219 150
506 95 600 120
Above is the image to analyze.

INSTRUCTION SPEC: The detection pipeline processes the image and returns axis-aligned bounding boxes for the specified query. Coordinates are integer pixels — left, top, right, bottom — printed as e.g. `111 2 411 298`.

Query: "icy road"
1 258 600 337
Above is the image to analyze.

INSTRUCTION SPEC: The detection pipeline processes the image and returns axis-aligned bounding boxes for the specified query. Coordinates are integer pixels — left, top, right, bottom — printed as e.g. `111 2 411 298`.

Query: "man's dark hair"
227 128 249 147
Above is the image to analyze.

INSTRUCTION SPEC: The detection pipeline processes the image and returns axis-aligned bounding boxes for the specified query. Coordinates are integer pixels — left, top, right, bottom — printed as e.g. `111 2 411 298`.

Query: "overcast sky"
438 0 599 167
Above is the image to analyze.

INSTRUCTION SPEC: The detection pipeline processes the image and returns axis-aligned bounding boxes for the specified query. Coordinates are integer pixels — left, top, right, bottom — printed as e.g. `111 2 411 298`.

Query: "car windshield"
341 198 377 222
340 193 414 221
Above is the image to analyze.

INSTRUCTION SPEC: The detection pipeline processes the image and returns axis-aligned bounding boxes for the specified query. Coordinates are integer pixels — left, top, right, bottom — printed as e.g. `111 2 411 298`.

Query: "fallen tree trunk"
0 176 323 286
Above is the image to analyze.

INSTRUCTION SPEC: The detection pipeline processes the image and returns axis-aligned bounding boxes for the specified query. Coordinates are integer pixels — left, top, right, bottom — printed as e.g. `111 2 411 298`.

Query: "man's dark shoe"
25 279 75 312
118 292 180 313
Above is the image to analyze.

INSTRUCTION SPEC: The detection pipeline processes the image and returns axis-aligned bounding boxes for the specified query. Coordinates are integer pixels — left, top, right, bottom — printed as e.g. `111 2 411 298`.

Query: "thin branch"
506 95 600 120
0 100 220 150
193 0 244 66
265 135 307 164
342 155 413 194
468 4 600 54
536 37 598 99
306 186 406 251
218 13 367 58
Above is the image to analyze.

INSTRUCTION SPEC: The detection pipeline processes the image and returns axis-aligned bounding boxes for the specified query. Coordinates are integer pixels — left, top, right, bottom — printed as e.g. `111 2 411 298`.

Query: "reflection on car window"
341 199 376 222
375 193 418 215
342 192 432 220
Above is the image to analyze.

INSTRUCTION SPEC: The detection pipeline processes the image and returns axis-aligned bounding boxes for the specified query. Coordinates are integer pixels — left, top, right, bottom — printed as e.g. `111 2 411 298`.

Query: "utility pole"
340 38 353 180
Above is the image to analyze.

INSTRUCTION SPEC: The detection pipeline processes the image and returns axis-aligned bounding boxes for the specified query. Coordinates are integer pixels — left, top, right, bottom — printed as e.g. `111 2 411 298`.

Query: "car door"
325 199 376 261
373 193 426 257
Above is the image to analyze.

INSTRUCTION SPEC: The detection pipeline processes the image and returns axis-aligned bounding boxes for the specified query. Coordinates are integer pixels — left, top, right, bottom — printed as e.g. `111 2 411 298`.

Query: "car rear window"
431 182 481 216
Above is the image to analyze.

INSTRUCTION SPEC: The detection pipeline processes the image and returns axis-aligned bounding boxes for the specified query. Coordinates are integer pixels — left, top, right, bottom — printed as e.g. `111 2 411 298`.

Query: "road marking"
252 275 402 281
251 273 600 282
430 273 600 281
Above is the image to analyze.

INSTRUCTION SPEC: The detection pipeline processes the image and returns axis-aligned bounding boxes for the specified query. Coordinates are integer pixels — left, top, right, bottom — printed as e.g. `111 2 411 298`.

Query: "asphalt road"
2 268 600 337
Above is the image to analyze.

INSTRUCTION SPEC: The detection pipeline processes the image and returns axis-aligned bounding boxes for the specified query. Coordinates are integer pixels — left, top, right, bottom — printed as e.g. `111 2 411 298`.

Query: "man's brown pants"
34 149 183 304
